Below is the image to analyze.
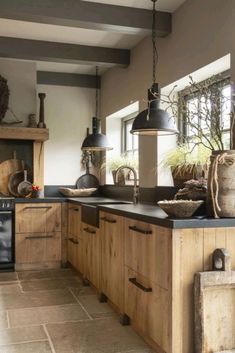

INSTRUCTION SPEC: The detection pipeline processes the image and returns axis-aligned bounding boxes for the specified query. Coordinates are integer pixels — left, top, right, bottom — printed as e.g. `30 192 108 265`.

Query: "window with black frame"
179 73 232 151
122 115 139 156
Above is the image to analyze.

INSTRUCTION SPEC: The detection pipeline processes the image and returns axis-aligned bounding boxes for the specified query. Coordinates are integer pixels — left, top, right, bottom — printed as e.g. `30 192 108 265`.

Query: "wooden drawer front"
16 232 61 264
100 212 124 310
125 267 169 353
124 218 171 289
67 236 83 274
16 203 61 234
82 223 100 289
68 204 81 237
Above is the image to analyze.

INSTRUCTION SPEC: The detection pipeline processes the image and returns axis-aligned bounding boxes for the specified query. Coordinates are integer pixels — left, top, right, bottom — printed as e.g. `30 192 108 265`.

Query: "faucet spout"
115 165 139 205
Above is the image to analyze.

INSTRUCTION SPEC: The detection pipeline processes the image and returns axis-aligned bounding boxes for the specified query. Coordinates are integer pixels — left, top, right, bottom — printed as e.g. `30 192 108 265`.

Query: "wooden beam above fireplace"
0 127 49 141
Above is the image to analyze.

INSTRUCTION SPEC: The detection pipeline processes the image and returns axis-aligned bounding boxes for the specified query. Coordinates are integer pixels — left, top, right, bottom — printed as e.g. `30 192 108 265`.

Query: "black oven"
0 198 15 270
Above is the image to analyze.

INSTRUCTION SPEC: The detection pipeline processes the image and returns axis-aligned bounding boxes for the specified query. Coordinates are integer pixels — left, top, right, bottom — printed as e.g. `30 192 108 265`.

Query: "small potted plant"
102 154 138 185
163 144 210 187
31 184 43 198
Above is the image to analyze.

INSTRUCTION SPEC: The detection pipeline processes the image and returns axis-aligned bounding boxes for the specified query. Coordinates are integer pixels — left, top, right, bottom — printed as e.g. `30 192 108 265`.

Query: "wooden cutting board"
195 248 235 353
0 153 23 196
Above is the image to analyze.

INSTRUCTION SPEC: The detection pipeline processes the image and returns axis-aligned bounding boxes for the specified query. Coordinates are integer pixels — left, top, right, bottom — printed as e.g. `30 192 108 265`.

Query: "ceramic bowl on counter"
157 199 204 218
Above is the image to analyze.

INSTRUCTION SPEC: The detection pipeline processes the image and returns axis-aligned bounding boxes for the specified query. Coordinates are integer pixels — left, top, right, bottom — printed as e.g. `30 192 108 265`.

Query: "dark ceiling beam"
0 0 172 36
0 37 130 66
37 71 100 88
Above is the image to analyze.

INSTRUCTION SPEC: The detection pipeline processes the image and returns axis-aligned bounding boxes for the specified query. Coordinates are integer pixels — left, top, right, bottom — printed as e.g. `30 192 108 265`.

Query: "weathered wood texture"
100 212 125 311
0 126 49 141
15 203 62 269
195 260 235 353
172 227 235 353
67 203 83 273
33 141 44 189
82 222 100 289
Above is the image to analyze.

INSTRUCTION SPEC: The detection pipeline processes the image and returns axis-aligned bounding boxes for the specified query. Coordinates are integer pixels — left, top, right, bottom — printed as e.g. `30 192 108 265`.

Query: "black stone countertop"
14 197 235 229
98 203 235 229
14 197 128 205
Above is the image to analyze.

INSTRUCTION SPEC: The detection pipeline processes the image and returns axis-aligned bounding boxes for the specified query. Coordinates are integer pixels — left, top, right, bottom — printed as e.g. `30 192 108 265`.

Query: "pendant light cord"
95 66 99 117
152 0 159 84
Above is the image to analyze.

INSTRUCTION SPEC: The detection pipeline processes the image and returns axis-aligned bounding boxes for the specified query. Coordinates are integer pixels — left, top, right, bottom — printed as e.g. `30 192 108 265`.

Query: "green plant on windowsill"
101 154 138 185
163 143 210 187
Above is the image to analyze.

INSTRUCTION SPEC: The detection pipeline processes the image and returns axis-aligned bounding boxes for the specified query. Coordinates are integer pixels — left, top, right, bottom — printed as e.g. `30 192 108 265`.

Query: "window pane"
222 131 230 149
200 95 211 133
187 98 199 137
221 85 231 130
125 121 132 150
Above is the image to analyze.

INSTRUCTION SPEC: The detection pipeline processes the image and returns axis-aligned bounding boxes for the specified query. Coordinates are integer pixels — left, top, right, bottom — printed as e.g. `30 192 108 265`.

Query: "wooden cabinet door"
16 203 61 234
100 212 124 311
124 218 171 290
68 204 81 237
125 266 170 353
16 232 61 264
67 236 84 274
82 223 100 289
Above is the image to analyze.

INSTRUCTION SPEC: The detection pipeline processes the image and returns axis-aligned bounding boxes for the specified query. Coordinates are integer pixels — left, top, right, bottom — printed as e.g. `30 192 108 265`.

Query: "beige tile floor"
0 269 155 353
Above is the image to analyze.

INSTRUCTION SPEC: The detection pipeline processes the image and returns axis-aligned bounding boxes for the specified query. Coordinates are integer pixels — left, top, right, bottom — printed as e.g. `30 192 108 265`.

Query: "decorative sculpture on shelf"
38 93 47 128
0 74 10 122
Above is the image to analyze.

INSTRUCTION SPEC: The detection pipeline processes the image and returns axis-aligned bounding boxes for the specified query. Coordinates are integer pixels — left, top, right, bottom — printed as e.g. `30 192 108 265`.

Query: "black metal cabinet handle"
73 208 79 212
25 235 54 240
129 278 152 292
24 206 52 210
100 217 117 224
83 227 96 234
68 237 79 244
129 225 152 235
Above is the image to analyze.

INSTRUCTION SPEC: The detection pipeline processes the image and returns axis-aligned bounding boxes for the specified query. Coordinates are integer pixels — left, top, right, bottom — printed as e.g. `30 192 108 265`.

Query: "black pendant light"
81 67 113 151
131 0 179 136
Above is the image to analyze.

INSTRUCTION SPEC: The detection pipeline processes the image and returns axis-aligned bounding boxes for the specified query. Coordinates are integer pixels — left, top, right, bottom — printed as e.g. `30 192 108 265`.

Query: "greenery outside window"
179 72 231 150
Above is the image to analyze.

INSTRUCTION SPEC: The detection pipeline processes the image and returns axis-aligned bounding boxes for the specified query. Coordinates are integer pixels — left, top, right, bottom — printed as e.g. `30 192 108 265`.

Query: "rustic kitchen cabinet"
15 203 62 270
100 211 125 311
67 203 83 273
82 222 100 289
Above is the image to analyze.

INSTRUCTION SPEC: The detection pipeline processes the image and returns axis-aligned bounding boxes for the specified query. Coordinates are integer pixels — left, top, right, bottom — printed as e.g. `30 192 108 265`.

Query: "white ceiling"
83 0 187 12
0 0 186 74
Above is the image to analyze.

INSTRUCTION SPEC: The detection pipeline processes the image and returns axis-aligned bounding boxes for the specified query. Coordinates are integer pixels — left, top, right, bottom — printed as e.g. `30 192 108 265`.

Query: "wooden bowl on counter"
158 199 204 218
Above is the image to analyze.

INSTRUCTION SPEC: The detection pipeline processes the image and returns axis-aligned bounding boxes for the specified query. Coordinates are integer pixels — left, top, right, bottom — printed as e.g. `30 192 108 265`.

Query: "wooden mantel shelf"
0 126 49 141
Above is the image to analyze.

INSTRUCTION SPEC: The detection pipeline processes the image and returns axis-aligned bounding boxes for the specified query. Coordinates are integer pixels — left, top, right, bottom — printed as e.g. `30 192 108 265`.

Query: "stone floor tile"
0 284 22 295
0 311 8 329
8 304 90 327
70 286 96 297
77 295 113 316
0 289 76 310
0 341 52 353
17 268 78 281
46 318 150 353
0 325 46 345
21 277 82 292
0 272 18 283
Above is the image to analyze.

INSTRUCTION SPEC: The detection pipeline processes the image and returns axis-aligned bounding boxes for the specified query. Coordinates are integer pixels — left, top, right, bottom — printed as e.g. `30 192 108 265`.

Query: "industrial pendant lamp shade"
131 0 178 136
81 67 113 151
81 117 112 151
131 83 179 136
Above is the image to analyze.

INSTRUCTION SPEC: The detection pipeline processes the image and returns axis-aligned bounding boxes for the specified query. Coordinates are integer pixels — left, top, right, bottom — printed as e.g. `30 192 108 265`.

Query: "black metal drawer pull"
73 208 79 212
129 277 152 292
25 235 54 240
129 226 152 235
68 238 79 244
100 217 117 224
24 206 52 210
83 227 96 234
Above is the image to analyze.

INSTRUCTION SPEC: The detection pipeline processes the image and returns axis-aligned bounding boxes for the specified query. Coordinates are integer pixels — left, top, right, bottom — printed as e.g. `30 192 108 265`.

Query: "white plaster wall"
0 58 36 125
37 85 95 185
